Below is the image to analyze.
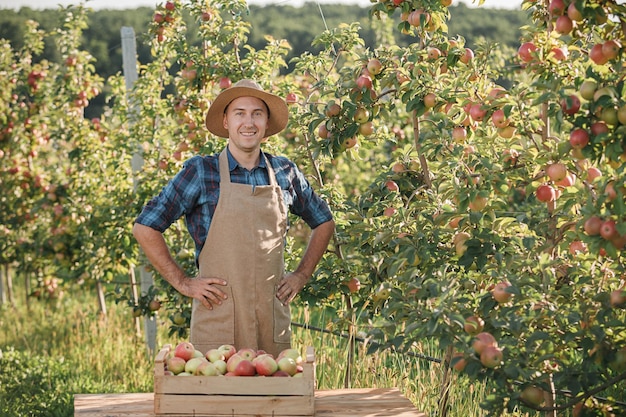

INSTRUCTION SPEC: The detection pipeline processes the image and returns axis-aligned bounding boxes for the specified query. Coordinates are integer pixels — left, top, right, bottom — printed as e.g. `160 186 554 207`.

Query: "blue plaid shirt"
135 148 333 260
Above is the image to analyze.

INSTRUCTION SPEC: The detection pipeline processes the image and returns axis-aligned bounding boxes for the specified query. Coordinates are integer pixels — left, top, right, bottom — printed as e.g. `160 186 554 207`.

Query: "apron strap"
218 148 279 187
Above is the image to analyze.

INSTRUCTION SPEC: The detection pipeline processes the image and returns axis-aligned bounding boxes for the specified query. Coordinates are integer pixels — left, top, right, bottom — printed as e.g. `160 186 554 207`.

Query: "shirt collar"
226 147 266 172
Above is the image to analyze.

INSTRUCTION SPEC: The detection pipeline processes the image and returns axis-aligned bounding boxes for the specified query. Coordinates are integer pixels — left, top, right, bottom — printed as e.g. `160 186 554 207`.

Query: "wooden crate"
154 345 315 416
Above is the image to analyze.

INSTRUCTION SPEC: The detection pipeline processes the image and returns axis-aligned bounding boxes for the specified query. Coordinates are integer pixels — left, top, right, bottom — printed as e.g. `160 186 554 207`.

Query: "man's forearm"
294 219 335 279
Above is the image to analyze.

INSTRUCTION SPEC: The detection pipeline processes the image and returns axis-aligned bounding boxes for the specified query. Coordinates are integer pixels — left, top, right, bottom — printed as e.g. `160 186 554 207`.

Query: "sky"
1 0 524 11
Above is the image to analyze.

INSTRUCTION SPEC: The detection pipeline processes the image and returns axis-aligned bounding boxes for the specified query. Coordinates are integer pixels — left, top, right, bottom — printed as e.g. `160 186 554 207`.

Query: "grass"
0 281 546 417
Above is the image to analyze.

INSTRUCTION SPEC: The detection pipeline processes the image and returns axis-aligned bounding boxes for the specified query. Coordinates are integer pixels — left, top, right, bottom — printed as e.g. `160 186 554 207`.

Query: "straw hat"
205 79 289 138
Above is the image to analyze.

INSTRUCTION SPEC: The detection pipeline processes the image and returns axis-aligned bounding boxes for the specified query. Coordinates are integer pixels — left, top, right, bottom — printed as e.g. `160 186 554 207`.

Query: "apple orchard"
1 0 626 415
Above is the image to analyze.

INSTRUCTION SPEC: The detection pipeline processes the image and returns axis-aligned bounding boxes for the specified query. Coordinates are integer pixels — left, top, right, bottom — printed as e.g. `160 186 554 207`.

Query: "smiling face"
223 96 269 157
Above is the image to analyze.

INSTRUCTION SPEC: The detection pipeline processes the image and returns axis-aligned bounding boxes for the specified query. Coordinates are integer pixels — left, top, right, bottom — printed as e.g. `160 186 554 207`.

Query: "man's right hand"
181 277 228 310
132 223 229 310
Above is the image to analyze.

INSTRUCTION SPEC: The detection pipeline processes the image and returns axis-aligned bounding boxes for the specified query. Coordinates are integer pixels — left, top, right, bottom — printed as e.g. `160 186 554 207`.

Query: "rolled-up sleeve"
135 157 202 232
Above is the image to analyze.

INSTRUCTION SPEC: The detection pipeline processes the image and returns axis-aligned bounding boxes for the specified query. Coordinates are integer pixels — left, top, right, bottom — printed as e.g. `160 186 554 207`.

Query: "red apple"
491 109 509 129
560 95 581 115
427 47 441 60
451 353 467 372
556 172 576 187
407 9 430 27
383 207 397 217
569 128 589 149
590 121 609 136
356 74 373 90
385 180 399 192
545 162 567 182
234 359 256 376
536 184 556 202
148 299 161 311
584 216 603 236
555 15 573 35
459 48 474 64
325 102 341 118
604 181 618 201
569 240 587 255
518 42 538 63
492 281 513 303
226 353 245 373
600 219 617 240
587 166 602 182
254 354 278 376
166 356 187 375
550 46 568 61
347 277 361 293
472 332 497 355
391 162 405 173
480 345 503 368
589 44 609 65
219 77 232 89
548 0 565 16
602 40 621 61
343 137 358 150
174 341 195 361
469 103 487 122
452 126 467 143
285 93 297 104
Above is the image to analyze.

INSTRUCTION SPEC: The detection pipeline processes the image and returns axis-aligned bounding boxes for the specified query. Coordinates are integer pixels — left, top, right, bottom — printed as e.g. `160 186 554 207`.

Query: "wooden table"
74 387 427 417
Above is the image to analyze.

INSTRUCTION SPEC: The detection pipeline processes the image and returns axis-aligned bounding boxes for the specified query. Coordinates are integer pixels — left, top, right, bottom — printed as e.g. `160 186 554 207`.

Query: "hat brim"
205 85 289 138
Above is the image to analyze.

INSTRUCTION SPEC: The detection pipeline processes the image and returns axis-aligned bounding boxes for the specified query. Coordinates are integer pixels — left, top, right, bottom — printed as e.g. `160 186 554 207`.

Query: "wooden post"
96 280 107 316
343 294 355 389
129 266 142 337
121 26 157 354
6 264 13 305
438 345 454 417
0 264 5 305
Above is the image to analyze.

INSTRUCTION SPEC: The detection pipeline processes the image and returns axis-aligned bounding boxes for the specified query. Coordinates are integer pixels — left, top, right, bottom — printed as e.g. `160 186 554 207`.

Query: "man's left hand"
276 271 309 305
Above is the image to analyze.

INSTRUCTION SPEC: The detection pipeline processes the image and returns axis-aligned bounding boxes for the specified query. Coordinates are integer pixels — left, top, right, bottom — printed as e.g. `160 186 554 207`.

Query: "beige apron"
190 149 291 358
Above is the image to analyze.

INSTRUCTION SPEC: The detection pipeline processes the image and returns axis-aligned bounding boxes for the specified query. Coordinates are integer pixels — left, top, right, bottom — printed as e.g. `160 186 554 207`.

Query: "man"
132 79 335 357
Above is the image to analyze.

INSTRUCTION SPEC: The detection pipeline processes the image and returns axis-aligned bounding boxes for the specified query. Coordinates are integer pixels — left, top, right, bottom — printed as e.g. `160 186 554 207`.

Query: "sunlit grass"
1 283 549 416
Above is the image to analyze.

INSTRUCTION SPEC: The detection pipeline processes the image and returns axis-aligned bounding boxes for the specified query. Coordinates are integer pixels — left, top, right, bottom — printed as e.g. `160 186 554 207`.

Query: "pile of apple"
164 342 305 377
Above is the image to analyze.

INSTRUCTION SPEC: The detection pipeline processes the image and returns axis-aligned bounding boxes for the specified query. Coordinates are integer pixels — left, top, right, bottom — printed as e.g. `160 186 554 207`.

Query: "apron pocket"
190 287 235 347
273 296 291 344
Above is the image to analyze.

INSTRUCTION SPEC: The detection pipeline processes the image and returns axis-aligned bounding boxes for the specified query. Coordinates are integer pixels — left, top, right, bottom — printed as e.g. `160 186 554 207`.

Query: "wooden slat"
155 393 314 415
74 388 427 417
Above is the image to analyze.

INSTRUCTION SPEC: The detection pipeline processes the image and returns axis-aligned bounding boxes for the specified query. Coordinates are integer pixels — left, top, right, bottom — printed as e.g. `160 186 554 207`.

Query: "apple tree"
284 0 626 415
